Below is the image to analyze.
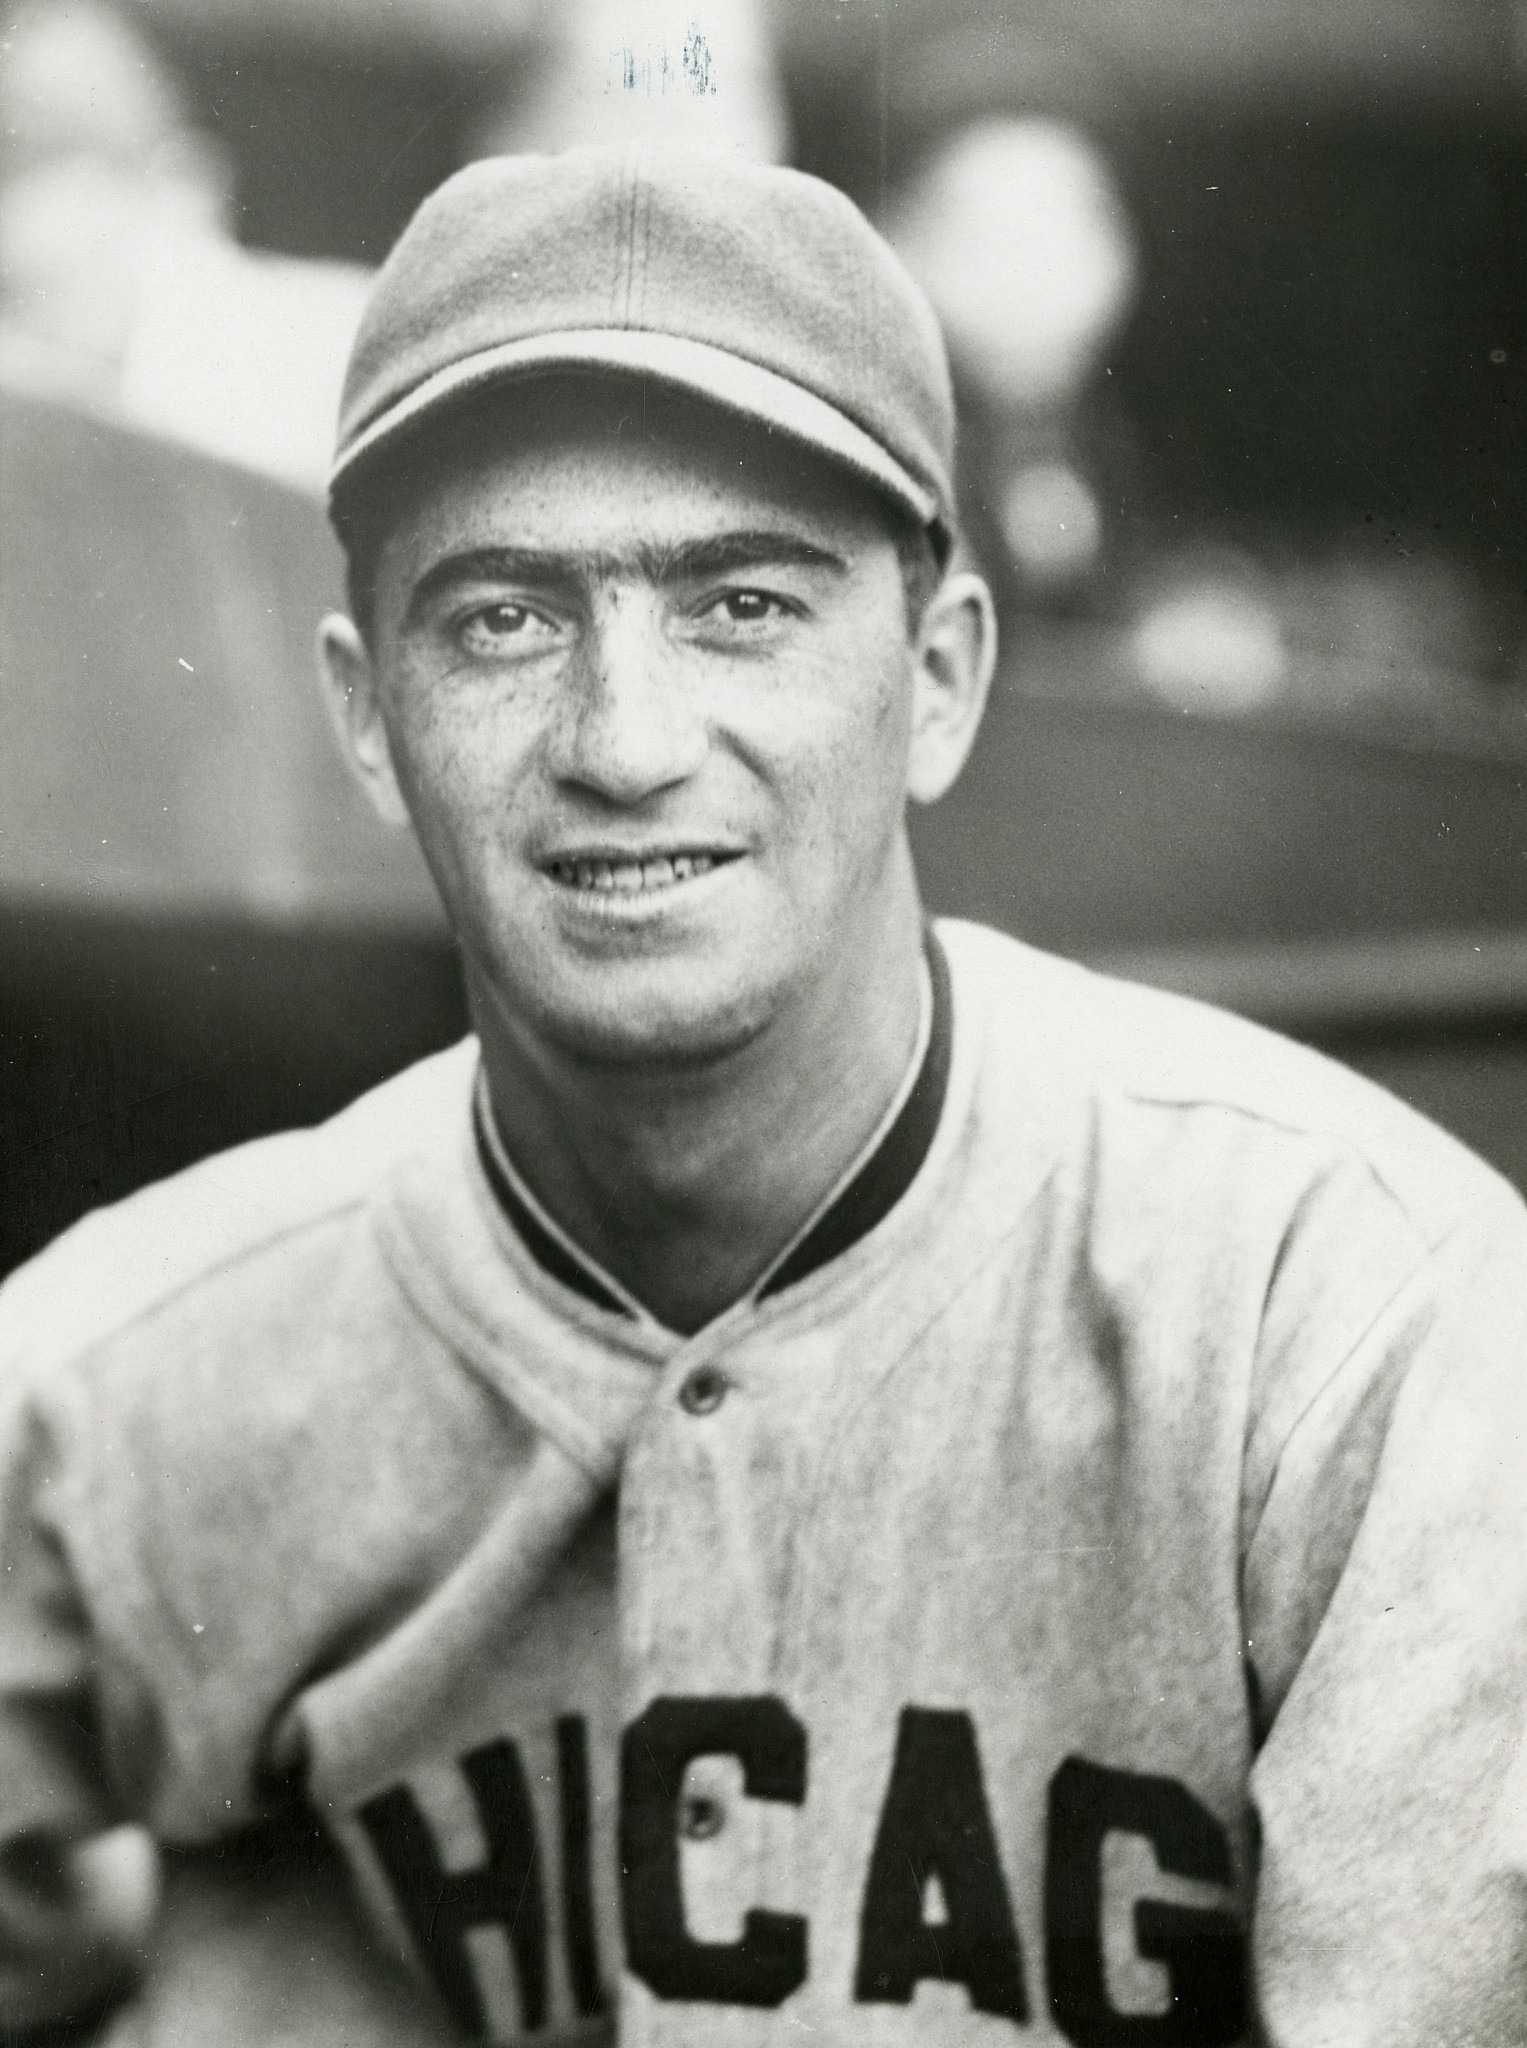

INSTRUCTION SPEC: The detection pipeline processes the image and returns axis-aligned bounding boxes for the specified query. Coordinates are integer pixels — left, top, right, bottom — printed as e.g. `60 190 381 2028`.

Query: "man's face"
346 382 942 1069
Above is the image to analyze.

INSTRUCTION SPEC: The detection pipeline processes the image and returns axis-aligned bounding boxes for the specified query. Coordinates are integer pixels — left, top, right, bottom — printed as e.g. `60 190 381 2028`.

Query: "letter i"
556 1715 608 2018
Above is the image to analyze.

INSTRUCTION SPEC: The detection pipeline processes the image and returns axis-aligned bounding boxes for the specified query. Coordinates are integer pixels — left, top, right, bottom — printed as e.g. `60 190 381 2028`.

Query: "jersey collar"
471 928 954 1326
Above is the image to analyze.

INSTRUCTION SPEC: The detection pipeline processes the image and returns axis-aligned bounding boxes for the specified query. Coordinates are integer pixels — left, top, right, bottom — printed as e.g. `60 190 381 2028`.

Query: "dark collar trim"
471 1097 634 1318
472 926 953 1320
757 925 953 1300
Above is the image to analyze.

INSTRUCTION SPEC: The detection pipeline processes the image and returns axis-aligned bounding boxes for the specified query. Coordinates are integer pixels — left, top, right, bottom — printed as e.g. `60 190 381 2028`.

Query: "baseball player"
2 146 1525 2048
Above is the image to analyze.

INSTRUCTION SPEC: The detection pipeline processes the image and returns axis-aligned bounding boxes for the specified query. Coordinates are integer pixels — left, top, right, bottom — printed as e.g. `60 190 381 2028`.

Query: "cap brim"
329 328 941 528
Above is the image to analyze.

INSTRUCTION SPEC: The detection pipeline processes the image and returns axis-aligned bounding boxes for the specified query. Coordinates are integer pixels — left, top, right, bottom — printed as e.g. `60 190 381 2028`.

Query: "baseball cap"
328 145 956 552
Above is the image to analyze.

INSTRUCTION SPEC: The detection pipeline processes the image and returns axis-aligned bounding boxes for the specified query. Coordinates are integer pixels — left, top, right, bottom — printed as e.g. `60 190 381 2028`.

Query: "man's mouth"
543 852 737 895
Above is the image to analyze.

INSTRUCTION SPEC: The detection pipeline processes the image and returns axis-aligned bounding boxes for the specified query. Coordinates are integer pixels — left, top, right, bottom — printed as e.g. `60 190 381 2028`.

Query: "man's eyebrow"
402 532 850 628
654 531 851 582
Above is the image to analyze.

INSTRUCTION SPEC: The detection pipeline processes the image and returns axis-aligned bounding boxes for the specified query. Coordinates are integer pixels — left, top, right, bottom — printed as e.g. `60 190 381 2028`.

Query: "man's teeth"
552 854 719 893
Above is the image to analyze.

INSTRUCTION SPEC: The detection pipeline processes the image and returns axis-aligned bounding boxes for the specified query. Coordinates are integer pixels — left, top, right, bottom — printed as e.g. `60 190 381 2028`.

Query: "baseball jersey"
1 919 1524 2045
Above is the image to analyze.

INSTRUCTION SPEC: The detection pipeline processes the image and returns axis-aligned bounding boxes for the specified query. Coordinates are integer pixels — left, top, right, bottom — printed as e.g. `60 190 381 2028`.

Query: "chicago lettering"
360 1716 606 2038
356 1699 1247 2043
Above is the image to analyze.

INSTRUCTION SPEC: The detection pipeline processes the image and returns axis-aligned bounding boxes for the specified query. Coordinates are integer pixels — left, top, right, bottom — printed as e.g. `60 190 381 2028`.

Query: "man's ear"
316 614 412 828
905 569 998 806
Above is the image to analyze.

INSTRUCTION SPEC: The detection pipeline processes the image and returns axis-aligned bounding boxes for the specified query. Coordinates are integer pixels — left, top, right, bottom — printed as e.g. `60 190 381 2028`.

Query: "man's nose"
546 593 707 803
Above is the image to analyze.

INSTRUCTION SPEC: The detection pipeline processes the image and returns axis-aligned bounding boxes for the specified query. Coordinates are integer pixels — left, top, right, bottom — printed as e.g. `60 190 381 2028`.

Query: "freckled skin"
362 386 921 1073
324 381 992 1324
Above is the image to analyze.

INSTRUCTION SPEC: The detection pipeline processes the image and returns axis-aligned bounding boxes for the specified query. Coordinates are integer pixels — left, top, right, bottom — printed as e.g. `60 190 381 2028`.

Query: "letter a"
854 1707 1029 2022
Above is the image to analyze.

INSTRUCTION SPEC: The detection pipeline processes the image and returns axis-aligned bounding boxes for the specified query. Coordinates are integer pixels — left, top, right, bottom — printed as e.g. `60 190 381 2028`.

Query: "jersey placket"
618 1315 840 2037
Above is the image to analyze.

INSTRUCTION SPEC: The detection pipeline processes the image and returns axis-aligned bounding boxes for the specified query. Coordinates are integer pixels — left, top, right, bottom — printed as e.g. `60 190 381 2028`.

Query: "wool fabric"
329 145 956 546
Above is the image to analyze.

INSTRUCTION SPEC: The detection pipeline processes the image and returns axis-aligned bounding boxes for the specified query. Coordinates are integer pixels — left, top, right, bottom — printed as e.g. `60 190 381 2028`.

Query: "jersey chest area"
326 1270 1257 2044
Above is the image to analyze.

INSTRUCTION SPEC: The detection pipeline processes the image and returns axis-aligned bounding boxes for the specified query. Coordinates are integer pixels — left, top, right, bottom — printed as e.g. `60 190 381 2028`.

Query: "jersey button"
680 1793 725 1841
678 1364 728 1415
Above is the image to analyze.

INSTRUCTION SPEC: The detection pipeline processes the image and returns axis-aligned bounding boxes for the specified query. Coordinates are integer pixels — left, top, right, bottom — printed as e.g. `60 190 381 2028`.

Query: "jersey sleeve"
0 1371 156 2033
0 1348 455 2048
1244 1180 1527 2040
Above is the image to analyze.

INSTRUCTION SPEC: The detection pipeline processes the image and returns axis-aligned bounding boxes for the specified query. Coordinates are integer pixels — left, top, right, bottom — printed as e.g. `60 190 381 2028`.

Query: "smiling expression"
334 380 953 1069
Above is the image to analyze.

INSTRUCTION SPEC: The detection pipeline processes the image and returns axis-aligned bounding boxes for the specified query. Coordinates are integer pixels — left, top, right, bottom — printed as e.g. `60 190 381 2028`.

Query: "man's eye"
456 602 555 656
701 589 794 628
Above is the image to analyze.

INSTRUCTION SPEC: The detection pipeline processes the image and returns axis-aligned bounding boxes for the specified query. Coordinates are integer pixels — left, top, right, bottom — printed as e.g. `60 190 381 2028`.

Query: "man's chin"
551 998 768 1073
505 962 778 1073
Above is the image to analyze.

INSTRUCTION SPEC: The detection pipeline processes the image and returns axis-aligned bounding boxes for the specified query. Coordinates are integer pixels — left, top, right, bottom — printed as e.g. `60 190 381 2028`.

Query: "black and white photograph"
1 2 1525 2040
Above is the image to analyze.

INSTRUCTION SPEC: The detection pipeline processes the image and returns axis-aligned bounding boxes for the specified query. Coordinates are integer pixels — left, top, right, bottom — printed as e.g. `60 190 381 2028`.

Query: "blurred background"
2 0 1525 1271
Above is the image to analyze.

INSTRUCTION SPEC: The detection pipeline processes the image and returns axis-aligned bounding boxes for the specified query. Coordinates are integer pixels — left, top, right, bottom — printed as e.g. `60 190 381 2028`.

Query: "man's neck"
473 907 929 1336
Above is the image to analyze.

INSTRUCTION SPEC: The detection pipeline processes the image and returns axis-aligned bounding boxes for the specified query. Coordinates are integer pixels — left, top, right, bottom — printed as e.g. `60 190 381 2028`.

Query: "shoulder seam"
1118 1083 1483 1250
3 1182 374 1377
2 1042 481 1374
1241 1212 1472 1563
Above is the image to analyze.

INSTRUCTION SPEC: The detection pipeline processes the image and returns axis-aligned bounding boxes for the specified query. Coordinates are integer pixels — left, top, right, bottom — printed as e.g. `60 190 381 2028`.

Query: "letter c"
620 1695 807 2007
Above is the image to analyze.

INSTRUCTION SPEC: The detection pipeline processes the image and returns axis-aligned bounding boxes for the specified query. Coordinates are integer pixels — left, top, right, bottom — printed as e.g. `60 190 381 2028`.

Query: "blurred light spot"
1131 585 1288 714
885 117 1138 408
999 463 1103 587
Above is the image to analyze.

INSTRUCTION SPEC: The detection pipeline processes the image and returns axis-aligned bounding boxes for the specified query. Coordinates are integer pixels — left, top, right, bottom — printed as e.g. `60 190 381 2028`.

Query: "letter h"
358 1738 549 2037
